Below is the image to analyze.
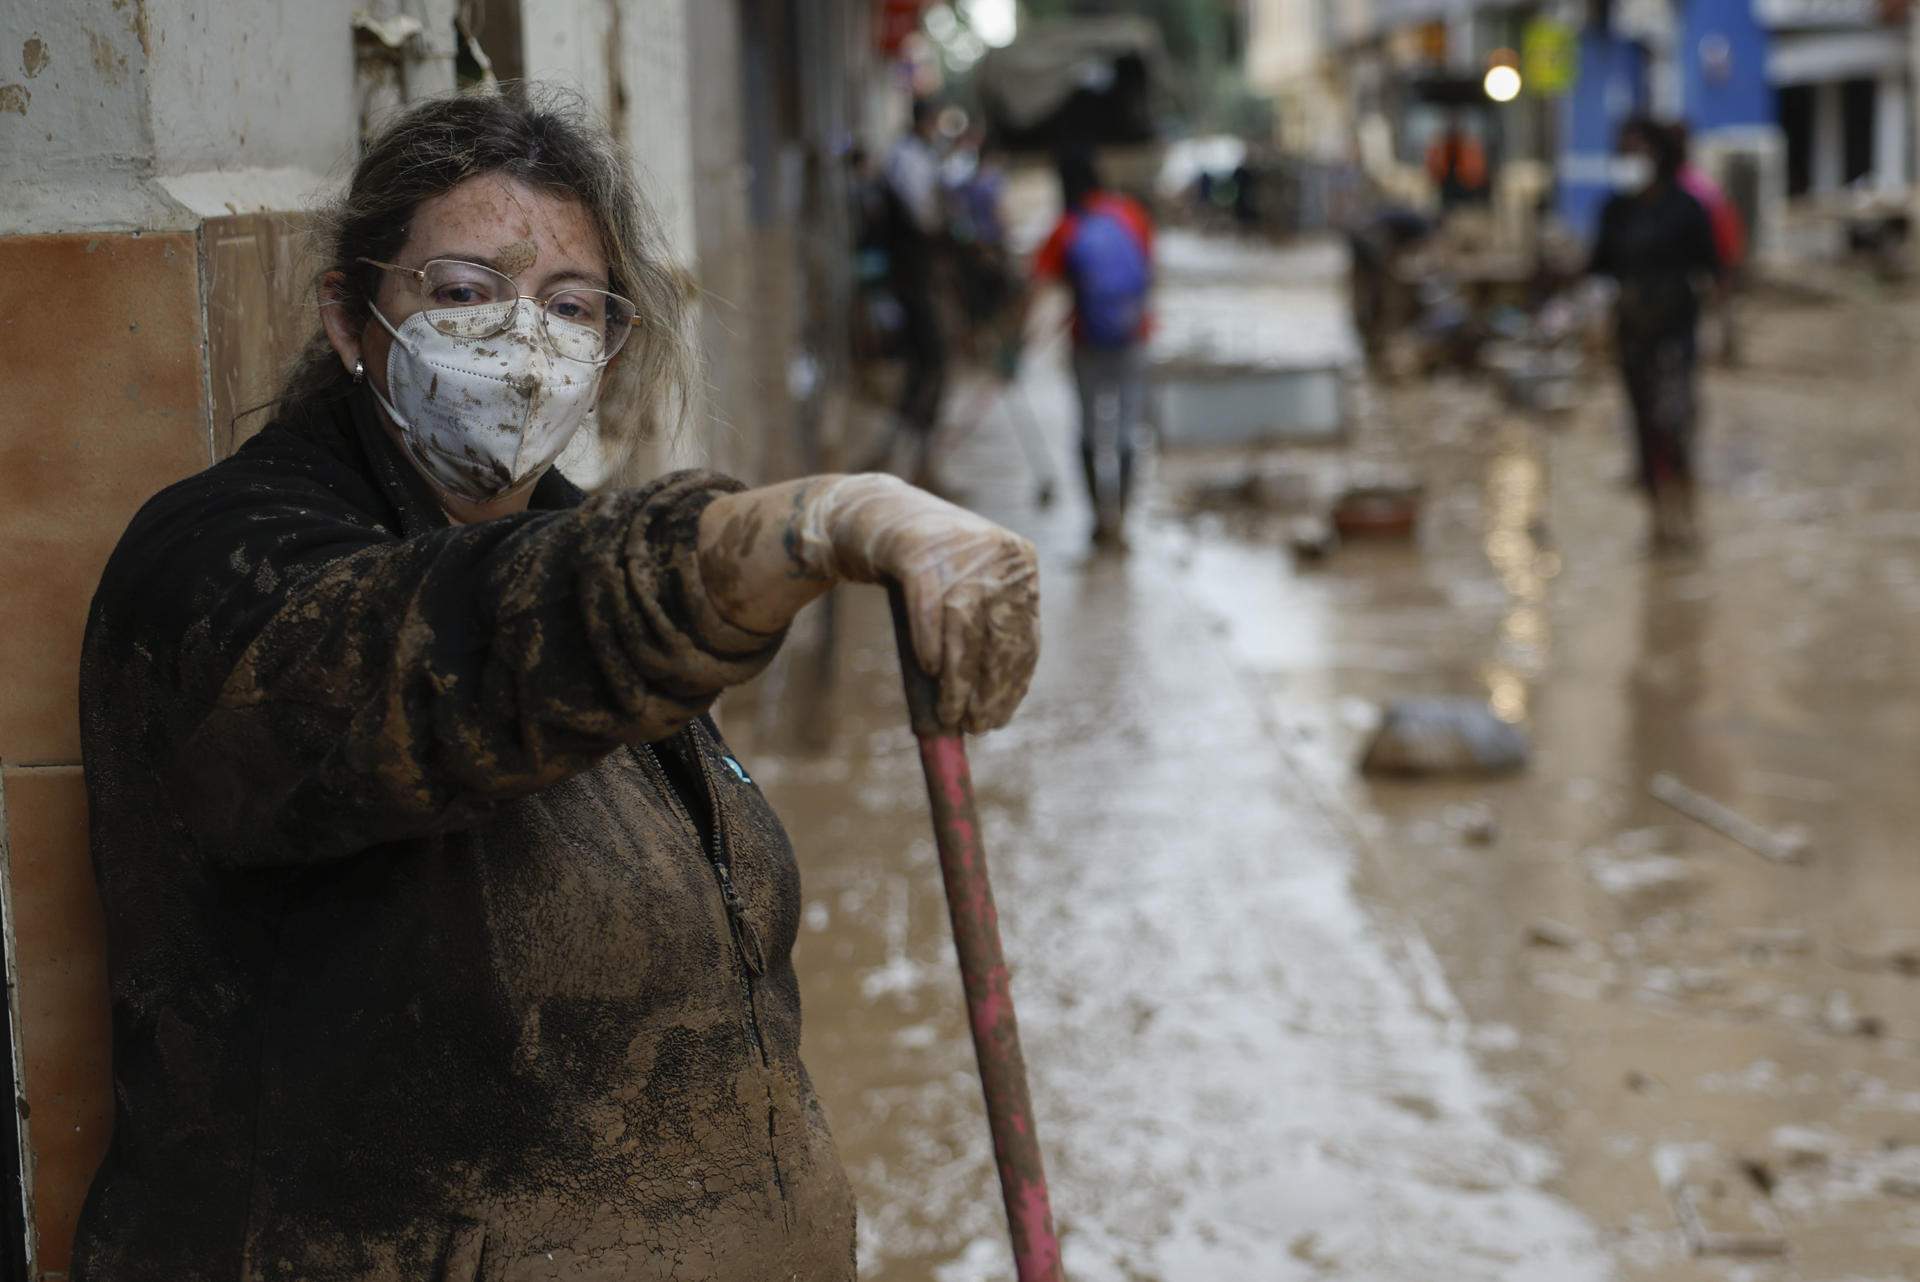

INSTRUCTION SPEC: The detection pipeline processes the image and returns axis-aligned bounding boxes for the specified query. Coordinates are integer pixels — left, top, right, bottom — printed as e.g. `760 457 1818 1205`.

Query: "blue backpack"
1065 206 1150 349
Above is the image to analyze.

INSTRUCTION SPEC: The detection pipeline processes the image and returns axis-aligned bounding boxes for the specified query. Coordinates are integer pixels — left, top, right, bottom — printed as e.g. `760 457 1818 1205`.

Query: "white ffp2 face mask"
367 302 602 506
1612 154 1655 192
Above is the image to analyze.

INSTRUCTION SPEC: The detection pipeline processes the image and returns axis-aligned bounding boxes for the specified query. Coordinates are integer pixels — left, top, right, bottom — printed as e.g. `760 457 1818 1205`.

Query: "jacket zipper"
638 738 765 983
637 731 790 1215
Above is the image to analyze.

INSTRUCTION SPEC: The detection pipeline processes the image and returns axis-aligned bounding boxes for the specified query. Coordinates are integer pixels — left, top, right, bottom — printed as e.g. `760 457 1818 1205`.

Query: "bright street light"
1484 64 1523 103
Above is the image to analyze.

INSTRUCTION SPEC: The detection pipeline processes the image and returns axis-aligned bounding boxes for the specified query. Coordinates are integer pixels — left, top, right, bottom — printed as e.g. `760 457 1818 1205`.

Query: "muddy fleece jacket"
73 386 857 1281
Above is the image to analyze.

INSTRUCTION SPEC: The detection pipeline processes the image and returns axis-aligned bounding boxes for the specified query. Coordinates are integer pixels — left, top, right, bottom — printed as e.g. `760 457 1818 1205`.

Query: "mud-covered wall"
0 229 211 1278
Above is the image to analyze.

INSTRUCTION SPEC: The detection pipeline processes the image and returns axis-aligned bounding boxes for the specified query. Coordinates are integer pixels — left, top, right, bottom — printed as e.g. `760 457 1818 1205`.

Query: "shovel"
888 586 1065 1282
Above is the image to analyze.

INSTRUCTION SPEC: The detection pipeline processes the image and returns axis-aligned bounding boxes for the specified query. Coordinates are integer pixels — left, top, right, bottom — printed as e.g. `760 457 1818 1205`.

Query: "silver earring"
352 358 366 383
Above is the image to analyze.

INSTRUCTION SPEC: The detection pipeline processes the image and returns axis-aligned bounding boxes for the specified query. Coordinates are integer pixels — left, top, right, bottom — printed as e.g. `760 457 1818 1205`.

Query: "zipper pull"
739 919 768 978
710 862 767 976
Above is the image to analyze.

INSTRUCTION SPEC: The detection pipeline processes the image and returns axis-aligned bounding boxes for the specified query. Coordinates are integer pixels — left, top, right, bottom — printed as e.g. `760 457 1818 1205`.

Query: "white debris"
1650 773 1811 864
1819 989 1884 1039
1588 854 1703 911
1769 1125 1844 1169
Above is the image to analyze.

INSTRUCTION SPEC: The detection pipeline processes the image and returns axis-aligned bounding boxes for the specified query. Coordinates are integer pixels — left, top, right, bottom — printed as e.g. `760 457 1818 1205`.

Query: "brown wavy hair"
277 83 696 475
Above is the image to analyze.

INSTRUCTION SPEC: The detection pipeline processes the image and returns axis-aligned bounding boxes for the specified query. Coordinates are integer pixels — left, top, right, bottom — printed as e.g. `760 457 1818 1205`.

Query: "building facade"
1245 0 1912 252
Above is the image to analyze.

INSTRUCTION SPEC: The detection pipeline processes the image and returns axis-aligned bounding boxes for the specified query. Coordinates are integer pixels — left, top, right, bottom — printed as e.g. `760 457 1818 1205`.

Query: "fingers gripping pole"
888 587 1066 1282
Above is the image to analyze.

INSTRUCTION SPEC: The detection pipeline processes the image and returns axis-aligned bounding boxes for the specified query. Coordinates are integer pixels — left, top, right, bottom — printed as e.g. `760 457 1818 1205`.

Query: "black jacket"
1589 182 1723 338
73 388 856 1280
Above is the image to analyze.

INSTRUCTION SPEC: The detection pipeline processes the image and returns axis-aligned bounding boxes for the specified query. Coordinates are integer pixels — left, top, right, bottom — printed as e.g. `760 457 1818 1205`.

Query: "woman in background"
1589 116 1725 552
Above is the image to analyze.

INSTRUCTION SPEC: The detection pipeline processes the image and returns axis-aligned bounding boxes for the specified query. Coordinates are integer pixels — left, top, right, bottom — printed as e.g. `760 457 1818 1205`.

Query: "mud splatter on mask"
368 301 601 505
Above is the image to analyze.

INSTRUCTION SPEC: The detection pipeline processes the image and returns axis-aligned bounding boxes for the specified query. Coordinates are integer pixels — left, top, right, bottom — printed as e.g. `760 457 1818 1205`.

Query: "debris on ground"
1176 462 1321 515
1730 925 1813 960
1639 965 1733 1000
1586 853 1703 911
1655 1143 1789 1258
1525 918 1583 950
1286 514 1338 561
1359 697 1530 777
1768 1124 1843 1170
1817 988 1883 1039
1482 342 1582 414
1444 801 1500 845
1837 932 1920 977
1650 772 1811 863
1331 482 1423 539
1880 1152 1920 1199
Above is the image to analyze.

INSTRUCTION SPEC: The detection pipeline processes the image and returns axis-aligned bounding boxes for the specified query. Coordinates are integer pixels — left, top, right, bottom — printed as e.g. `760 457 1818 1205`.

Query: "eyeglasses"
358 257 638 364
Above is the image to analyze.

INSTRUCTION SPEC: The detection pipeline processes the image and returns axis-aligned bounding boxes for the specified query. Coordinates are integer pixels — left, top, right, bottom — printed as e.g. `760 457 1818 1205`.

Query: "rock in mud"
1359 698 1530 777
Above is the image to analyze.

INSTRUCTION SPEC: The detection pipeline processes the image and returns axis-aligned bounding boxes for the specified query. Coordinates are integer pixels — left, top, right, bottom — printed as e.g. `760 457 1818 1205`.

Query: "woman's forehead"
403 173 605 278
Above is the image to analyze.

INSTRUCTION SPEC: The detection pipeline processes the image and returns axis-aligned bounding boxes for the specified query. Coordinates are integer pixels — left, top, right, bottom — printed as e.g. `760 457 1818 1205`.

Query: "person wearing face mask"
1588 116 1725 552
72 88 1038 1282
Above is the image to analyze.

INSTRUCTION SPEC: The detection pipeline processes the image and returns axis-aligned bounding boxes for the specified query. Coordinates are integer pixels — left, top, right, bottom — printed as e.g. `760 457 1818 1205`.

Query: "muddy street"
720 239 1920 1281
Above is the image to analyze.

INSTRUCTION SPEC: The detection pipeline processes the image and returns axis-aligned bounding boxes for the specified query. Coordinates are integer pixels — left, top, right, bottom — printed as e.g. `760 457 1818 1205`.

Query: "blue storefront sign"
1683 0 1775 130
1556 30 1649 239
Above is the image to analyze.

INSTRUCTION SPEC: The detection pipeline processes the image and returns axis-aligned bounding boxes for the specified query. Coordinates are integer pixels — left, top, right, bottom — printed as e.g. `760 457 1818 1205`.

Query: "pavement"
723 237 1920 1280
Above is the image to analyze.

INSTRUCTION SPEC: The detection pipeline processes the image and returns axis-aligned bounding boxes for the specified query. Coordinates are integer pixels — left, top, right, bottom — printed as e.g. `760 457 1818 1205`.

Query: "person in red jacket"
1024 146 1155 548
1673 122 1748 365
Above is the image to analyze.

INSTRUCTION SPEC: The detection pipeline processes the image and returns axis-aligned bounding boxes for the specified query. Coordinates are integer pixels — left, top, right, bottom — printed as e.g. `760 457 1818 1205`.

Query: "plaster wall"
142 0 356 193
0 0 169 233
0 0 357 234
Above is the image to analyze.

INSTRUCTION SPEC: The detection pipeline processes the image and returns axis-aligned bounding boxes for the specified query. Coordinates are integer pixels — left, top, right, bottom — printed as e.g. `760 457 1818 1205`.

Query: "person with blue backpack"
1025 145 1155 549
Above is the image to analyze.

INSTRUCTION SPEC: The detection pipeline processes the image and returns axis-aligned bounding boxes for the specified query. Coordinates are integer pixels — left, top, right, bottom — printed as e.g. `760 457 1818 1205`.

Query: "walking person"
1024 146 1155 549
71 86 1039 1281
1589 117 1725 552
867 97 951 487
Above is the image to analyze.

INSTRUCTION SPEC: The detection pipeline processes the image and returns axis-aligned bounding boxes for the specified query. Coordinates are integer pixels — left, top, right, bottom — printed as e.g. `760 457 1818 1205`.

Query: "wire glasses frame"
358 257 639 365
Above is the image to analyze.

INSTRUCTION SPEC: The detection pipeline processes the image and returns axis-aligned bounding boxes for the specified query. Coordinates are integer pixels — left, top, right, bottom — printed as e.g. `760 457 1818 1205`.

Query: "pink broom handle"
888 586 1065 1282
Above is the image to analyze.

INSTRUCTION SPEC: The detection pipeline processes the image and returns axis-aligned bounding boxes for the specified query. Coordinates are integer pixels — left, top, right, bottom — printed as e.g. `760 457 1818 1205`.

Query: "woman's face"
323 171 610 414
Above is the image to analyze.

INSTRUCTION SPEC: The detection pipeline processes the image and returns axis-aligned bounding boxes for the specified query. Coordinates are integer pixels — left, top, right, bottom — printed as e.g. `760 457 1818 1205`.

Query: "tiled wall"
0 222 281 1275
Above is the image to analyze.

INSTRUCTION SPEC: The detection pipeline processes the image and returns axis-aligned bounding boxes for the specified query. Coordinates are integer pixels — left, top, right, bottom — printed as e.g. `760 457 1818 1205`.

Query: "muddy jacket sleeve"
104 454 782 868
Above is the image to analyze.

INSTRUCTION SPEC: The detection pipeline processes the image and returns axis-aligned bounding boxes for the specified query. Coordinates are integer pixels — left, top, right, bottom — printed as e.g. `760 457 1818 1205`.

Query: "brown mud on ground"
723 249 1920 1280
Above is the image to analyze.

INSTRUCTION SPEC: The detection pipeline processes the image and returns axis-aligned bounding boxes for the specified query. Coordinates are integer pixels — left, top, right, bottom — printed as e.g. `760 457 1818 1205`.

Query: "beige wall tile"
0 232 211 764
2 765 112 1274
203 212 315 459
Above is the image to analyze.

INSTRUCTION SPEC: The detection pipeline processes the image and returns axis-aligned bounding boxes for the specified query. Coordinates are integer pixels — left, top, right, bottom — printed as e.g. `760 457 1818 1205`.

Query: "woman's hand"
698 474 1039 733
798 474 1039 733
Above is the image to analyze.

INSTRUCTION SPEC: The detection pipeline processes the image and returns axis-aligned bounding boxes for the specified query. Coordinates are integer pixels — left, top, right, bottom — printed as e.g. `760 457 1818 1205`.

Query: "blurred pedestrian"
1589 116 1724 552
866 97 950 486
1022 145 1155 548
846 142 904 365
944 125 1016 351
1425 114 1490 210
1347 197 1435 369
1672 122 1747 365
